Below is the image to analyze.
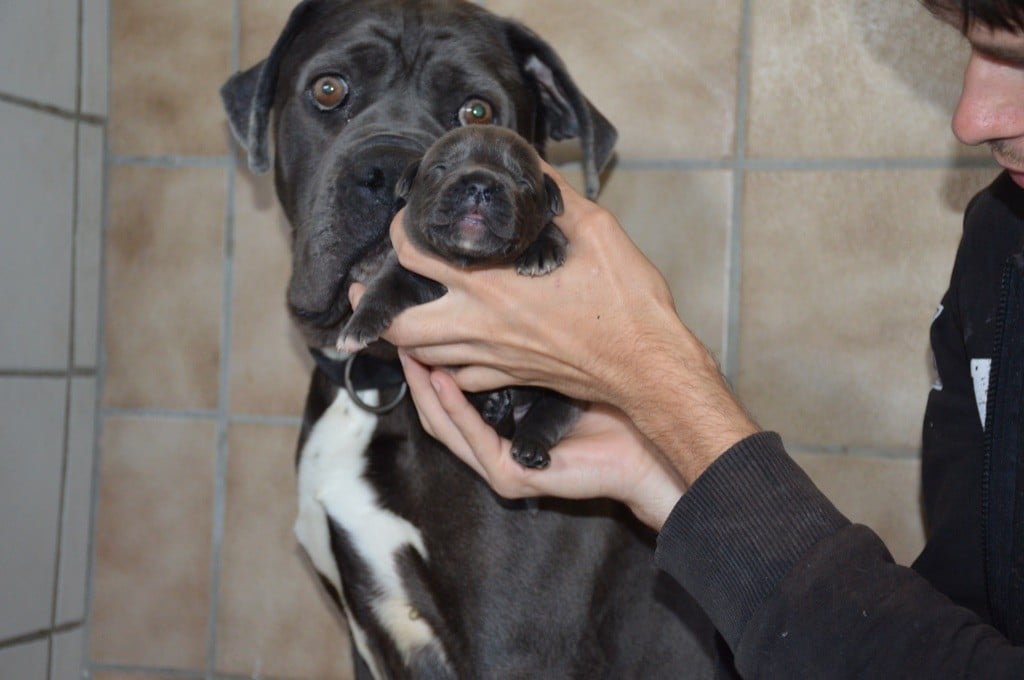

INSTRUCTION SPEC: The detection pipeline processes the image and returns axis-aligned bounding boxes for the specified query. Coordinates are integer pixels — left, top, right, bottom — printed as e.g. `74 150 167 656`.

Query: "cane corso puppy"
340 125 579 470
221 1 718 677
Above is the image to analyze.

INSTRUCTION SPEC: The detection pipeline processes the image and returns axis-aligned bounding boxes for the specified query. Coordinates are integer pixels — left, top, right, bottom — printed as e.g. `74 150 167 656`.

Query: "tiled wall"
53 0 996 679
0 1 108 679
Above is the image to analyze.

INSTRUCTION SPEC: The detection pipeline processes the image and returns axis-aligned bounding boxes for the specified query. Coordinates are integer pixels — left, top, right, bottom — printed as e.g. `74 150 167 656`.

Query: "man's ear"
395 160 422 204
504 21 617 200
219 0 321 173
543 174 564 218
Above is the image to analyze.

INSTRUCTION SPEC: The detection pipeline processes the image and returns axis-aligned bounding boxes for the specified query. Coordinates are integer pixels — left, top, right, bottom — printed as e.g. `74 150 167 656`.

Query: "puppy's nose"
462 178 496 205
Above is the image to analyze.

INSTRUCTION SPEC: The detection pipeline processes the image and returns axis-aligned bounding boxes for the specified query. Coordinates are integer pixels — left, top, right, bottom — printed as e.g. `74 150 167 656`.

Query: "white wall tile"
0 102 75 371
0 640 49 680
0 378 66 640
82 0 110 118
0 0 79 110
74 123 105 370
50 627 85 680
56 378 97 625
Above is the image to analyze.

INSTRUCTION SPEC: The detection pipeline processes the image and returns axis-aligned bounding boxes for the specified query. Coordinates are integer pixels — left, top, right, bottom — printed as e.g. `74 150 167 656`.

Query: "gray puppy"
340 125 579 469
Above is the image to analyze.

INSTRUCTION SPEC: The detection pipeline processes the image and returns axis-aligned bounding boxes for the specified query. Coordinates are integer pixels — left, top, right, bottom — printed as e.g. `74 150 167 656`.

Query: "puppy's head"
396 127 562 267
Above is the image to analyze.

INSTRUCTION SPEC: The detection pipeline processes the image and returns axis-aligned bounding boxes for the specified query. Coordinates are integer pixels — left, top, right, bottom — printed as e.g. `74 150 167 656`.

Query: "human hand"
377 160 691 411
397 351 686 529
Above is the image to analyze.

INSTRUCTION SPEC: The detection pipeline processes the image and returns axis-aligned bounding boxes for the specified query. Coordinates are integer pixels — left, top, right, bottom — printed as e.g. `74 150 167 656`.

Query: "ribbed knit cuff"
655 431 850 650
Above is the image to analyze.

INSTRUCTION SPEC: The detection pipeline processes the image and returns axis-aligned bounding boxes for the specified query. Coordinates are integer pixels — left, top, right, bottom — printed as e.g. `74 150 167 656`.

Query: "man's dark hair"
922 0 1024 32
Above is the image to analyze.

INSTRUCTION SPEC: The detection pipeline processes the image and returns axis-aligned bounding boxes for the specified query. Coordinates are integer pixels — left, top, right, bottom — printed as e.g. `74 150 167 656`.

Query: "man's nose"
952 51 1024 146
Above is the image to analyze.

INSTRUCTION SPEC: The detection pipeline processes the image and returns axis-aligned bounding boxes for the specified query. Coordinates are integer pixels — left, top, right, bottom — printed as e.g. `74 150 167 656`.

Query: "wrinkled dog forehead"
427 128 539 175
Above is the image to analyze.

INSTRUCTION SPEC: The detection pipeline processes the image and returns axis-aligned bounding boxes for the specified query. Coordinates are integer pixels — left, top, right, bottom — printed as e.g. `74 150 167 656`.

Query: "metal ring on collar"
343 354 408 414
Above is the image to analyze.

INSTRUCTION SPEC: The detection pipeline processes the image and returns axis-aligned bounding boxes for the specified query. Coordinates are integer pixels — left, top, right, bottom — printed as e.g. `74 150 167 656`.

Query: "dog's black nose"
463 179 496 205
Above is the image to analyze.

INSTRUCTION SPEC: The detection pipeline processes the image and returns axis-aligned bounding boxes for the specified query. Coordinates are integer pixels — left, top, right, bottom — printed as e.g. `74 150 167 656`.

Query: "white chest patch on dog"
294 387 444 678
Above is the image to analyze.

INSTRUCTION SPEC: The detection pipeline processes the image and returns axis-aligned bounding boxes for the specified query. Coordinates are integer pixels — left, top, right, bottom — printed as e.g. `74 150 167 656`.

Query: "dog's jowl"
222 1 718 677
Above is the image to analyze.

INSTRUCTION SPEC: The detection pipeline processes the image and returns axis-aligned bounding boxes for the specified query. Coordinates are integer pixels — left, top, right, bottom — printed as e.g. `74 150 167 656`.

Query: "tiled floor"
0 0 1000 679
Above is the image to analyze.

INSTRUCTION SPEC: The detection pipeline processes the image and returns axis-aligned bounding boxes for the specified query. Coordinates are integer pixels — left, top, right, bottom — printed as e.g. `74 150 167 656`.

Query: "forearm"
658 433 1024 677
603 309 759 487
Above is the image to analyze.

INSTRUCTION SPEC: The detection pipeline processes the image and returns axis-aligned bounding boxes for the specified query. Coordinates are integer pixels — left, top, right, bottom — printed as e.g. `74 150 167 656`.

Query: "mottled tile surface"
490 0 742 160
738 168 996 450
103 166 225 410
748 0 975 159
229 172 314 416
109 0 233 156
91 417 216 668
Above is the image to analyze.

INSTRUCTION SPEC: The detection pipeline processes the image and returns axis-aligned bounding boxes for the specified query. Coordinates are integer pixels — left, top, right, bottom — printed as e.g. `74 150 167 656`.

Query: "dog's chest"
294 388 447 678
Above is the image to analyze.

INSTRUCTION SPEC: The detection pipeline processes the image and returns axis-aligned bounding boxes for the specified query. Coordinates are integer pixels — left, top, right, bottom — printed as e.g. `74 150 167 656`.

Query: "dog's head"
396 126 561 267
221 0 616 348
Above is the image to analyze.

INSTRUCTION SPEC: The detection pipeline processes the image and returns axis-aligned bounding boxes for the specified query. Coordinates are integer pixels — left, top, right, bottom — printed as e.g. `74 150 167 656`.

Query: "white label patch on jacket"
930 305 945 391
971 358 991 429
294 388 443 678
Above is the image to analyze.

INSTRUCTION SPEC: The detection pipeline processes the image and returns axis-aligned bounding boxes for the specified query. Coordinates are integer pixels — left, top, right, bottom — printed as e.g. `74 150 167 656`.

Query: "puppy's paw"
481 390 513 426
510 437 552 470
515 245 565 277
515 226 568 277
337 317 384 354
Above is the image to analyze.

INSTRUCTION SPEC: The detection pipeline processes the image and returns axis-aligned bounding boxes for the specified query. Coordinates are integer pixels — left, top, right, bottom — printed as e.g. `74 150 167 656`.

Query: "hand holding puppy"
374 161 759 516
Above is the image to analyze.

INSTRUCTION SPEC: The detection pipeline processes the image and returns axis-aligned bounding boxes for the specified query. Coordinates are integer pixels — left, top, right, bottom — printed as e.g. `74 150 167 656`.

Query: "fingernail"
430 376 442 394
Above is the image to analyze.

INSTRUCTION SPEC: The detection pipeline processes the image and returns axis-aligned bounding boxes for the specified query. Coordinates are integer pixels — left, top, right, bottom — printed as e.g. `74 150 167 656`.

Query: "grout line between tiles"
47 4 87 676
723 0 754 382
0 91 104 125
84 0 114 677
101 407 220 421
786 443 922 461
108 154 233 168
205 4 243 677
0 621 84 653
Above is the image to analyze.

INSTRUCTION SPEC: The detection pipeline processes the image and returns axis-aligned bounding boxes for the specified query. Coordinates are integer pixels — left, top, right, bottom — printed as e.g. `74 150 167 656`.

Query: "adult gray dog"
221 0 719 677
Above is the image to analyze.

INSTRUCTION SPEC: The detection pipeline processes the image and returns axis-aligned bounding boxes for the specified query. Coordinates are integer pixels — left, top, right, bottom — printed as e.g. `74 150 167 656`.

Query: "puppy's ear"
395 160 422 205
504 22 617 200
543 174 564 218
219 0 321 173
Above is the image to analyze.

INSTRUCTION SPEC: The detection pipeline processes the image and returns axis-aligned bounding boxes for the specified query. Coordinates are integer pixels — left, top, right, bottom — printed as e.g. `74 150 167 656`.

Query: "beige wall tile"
793 451 924 567
230 171 314 416
217 423 353 679
595 169 732 355
110 0 233 156
738 168 996 450
103 166 224 411
748 0 976 159
91 417 216 669
240 0 302 69
488 0 742 160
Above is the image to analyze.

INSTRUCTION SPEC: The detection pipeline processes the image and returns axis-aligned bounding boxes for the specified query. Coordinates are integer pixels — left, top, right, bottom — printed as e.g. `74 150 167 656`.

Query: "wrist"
613 316 759 487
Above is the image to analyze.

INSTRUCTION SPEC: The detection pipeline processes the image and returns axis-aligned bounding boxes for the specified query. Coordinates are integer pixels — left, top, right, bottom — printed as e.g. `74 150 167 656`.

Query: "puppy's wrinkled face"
400 126 557 267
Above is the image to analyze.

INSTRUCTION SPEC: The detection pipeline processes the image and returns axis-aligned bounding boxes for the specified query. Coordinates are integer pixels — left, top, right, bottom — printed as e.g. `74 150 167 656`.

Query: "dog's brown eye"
458 98 493 125
311 75 348 111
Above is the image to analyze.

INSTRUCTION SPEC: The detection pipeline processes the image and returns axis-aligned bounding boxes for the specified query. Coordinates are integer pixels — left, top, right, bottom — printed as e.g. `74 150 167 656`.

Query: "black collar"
309 348 407 414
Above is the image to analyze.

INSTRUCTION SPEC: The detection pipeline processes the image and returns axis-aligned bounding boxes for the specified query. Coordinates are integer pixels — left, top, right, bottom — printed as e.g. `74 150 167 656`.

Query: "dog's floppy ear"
219 0 321 173
504 22 617 200
395 160 422 204
543 174 564 218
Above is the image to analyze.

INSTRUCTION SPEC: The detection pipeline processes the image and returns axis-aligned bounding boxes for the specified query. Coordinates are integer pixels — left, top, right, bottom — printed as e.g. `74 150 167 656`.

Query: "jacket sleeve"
655 432 1024 678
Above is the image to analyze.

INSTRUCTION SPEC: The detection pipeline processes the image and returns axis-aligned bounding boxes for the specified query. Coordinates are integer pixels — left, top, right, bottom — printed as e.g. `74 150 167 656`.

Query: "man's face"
947 16 1024 188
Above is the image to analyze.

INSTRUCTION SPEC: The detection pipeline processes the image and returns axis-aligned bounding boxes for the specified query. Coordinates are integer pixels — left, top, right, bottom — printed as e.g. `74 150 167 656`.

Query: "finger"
398 352 475 463
348 281 367 309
